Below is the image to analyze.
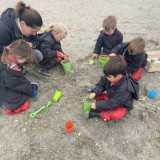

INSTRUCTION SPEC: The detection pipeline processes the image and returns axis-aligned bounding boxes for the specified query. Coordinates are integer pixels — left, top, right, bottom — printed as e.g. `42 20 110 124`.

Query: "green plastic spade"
29 101 52 118
89 58 95 65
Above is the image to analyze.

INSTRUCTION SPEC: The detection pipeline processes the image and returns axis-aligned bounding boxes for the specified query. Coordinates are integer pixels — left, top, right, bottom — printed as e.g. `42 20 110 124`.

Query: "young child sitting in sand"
93 15 123 58
0 39 39 115
111 37 148 81
87 56 139 121
37 23 68 75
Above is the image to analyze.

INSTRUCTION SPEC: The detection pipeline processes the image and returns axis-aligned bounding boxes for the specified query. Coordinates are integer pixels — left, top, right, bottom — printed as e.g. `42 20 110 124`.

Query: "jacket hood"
112 74 139 100
126 74 139 100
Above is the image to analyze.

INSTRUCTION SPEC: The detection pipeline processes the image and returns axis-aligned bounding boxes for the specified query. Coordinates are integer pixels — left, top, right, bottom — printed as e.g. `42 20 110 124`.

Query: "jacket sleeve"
111 41 129 55
56 42 64 53
126 55 144 73
96 89 131 111
3 71 36 95
0 27 12 55
93 76 108 96
110 32 123 53
93 32 103 54
39 40 57 59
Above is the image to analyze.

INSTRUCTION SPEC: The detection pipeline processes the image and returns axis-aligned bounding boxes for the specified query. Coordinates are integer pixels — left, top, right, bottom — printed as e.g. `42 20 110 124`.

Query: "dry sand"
0 0 160 159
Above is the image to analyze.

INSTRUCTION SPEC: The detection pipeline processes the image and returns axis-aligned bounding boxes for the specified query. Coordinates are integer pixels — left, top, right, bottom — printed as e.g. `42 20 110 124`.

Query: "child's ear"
116 74 123 79
20 21 26 27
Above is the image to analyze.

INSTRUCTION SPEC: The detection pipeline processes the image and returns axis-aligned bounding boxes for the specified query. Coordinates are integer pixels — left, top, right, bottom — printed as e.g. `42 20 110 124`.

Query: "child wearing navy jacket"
93 15 123 58
37 23 68 75
87 56 139 121
112 37 148 80
0 39 39 115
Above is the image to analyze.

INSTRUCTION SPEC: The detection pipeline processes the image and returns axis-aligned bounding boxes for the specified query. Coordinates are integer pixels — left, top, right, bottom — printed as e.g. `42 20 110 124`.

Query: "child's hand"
109 53 116 57
63 54 68 61
56 51 64 58
92 53 99 59
89 93 96 99
91 103 96 109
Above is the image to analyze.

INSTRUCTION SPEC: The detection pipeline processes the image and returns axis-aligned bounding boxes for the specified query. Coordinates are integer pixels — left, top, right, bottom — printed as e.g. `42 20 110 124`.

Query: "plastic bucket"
52 90 63 102
83 96 91 112
99 55 109 68
61 60 71 73
65 121 74 133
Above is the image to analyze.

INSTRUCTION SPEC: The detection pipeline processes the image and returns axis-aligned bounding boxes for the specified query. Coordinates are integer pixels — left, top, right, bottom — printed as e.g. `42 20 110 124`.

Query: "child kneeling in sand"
111 37 148 81
87 56 139 121
37 23 68 75
0 39 39 115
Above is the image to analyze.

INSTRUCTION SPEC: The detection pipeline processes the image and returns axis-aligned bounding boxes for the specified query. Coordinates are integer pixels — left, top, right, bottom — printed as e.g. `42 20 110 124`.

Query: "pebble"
22 128 26 132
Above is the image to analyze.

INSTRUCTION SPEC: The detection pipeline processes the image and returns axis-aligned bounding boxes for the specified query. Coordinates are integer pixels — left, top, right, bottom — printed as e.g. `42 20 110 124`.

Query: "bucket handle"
83 96 89 104
99 55 109 59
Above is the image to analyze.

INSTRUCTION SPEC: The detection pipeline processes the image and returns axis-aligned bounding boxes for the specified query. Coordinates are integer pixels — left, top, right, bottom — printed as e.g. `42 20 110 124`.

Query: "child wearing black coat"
93 15 123 58
111 37 148 80
0 39 39 115
37 23 68 75
87 56 139 121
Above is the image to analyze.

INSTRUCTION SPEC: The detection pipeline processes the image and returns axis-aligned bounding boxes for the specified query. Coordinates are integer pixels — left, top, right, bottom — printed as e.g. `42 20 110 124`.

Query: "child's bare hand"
92 53 99 59
89 93 96 99
91 103 96 109
109 53 116 57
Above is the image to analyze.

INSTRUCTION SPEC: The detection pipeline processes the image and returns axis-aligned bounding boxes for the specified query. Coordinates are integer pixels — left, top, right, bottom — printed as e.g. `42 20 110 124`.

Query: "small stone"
138 96 145 101
22 128 26 132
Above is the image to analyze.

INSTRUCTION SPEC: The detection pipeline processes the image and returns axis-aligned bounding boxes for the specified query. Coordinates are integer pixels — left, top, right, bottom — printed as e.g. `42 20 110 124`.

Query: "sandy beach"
0 0 160 159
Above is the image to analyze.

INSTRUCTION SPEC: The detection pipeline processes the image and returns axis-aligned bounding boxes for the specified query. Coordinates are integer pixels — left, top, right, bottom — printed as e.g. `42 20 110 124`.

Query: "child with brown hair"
87 56 139 121
111 37 148 81
93 15 123 58
0 39 39 115
37 23 68 75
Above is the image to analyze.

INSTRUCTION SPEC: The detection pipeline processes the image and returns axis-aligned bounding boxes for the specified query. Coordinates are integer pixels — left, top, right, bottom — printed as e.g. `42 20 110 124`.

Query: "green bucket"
83 96 93 112
61 60 71 73
99 56 109 68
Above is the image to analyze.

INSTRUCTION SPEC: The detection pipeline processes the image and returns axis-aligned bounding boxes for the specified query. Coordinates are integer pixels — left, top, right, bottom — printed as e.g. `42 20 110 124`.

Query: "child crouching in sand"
0 39 39 115
37 23 68 75
87 56 139 121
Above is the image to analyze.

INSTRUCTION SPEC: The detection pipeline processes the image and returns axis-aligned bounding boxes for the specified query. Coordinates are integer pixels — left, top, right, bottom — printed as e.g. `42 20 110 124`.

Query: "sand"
0 0 160 159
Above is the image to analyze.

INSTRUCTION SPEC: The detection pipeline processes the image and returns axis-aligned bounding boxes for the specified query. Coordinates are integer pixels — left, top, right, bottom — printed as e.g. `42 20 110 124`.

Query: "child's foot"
38 68 50 76
86 110 101 119
85 86 95 93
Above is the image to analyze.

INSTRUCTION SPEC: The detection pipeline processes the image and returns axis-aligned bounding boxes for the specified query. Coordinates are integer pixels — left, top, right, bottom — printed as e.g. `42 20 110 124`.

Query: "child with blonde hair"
0 39 39 115
37 23 68 75
93 15 123 58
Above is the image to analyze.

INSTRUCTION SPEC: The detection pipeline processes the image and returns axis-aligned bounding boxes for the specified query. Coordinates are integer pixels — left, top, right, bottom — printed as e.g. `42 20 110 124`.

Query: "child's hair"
47 23 68 38
15 1 43 28
128 37 145 55
1 39 35 65
103 56 126 77
103 15 117 32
